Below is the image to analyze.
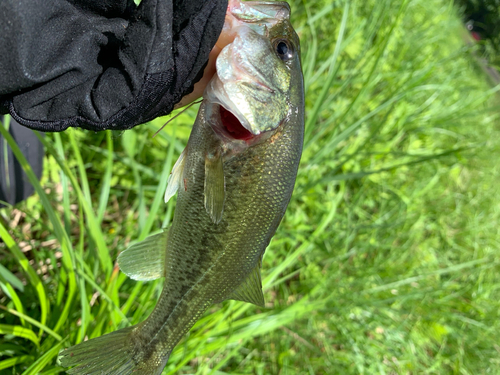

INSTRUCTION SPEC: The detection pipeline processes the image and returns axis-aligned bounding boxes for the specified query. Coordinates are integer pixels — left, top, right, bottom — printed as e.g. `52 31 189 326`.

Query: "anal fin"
227 261 265 307
165 148 187 203
204 148 225 224
117 230 169 281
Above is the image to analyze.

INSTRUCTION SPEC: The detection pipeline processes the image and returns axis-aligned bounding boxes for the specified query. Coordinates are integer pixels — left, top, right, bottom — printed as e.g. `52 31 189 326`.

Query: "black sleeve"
0 0 227 132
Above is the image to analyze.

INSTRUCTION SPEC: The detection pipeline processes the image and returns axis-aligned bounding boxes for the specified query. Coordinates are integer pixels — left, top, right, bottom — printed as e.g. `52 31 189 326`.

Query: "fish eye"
274 39 294 62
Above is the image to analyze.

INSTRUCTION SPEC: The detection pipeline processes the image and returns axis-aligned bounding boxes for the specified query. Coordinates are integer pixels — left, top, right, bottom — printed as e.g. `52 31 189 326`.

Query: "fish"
57 1 304 374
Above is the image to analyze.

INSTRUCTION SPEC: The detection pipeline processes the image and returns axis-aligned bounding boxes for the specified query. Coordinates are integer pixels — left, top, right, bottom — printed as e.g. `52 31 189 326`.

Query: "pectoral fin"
204 148 225 224
165 148 187 203
227 261 265 307
117 230 169 281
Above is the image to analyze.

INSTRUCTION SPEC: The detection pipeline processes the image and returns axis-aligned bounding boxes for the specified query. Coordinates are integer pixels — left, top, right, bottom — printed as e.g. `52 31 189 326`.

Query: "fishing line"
152 99 203 139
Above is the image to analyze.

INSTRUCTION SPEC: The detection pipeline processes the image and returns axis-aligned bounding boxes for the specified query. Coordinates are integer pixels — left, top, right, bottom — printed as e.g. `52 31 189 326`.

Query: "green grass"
1 0 500 373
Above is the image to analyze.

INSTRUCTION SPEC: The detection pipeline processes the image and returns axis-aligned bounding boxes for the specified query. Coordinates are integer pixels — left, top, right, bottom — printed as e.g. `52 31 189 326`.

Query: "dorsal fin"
117 230 169 281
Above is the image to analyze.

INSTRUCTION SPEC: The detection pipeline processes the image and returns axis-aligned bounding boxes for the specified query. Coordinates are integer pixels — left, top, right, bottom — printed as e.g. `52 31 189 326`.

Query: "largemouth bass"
58 1 304 373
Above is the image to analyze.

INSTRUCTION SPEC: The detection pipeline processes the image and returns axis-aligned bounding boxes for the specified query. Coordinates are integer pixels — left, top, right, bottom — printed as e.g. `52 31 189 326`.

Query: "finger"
174 44 222 110
174 16 237 110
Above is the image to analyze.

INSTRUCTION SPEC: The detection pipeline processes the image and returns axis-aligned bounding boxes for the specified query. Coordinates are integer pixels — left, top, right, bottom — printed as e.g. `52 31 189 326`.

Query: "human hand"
174 15 236 109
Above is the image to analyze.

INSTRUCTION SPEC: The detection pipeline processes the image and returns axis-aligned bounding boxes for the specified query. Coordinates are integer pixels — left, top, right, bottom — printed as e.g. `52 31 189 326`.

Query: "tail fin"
58 325 169 375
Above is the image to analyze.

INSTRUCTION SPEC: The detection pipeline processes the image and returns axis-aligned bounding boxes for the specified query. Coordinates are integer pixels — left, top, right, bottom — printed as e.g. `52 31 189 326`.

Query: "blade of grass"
21 341 64 375
37 132 113 276
73 260 130 325
39 368 65 375
0 124 82 337
307 0 409 159
50 133 84 337
0 305 62 342
0 222 49 338
364 257 492 294
0 324 39 347
2 116 11 197
304 0 349 144
68 131 91 205
122 129 146 231
97 130 114 224
0 263 24 292
0 283 27 326
76 205 90 343
139 124 178 240
53 134 73 235
0 356 34 371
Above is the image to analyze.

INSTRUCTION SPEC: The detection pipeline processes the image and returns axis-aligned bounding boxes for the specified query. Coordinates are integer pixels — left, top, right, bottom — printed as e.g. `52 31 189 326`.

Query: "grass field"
1 0 500 373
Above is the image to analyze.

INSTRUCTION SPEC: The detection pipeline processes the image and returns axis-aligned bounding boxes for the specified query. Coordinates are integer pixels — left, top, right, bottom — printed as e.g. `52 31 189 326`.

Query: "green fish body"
58 1 304 373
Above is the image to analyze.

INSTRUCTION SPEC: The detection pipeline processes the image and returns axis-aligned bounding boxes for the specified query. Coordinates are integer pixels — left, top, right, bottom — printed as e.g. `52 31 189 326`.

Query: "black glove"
0 0 227 132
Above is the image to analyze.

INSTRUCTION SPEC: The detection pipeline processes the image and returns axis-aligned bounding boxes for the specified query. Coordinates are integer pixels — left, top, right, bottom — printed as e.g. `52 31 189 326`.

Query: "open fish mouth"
208 103 274 145
218 105 254 141
204 57 283 140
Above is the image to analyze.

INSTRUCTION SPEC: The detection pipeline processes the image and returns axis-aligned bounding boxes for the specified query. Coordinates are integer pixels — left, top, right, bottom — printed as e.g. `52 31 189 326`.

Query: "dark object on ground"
0 116 44 208
455 0 500 84
0 0 227 132
455 0 500 55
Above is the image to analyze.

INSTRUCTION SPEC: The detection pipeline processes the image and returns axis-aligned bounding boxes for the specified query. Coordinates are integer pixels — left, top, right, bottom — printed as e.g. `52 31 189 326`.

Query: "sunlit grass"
1 0 500 373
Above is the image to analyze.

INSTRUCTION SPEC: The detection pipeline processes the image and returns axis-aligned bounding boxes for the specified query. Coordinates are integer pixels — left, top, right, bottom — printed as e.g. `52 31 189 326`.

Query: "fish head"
204 0 303 146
